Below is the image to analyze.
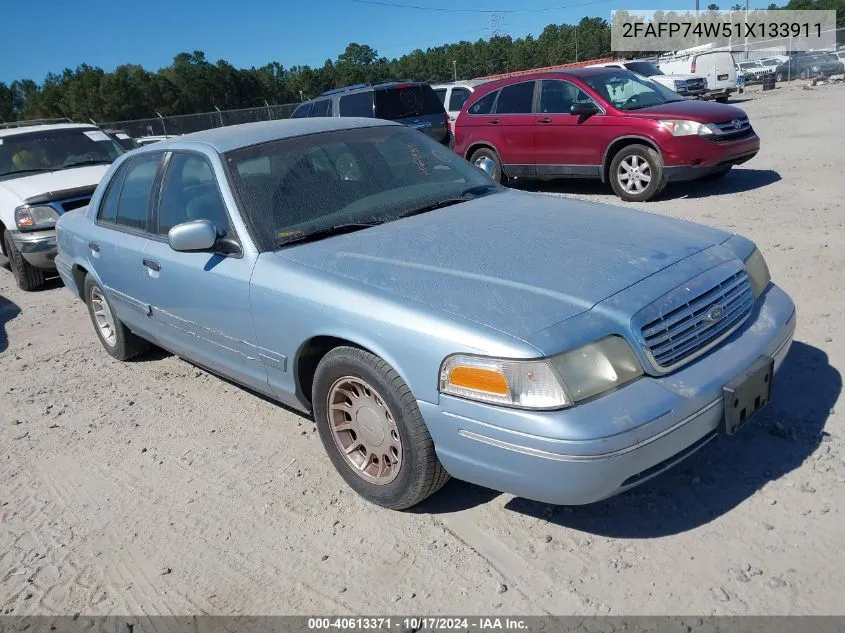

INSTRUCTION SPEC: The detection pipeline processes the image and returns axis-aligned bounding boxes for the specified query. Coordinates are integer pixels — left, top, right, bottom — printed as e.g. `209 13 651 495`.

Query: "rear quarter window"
374 85 444 120
466 90 497 115
339 92 374 117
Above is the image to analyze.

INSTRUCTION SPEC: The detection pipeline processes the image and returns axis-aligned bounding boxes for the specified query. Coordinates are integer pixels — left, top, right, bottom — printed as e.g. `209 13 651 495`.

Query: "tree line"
0 0 840 124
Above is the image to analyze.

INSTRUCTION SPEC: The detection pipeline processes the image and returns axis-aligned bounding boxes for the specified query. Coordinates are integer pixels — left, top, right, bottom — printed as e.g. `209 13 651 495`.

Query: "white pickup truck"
586 59 708 99
0 120 125 290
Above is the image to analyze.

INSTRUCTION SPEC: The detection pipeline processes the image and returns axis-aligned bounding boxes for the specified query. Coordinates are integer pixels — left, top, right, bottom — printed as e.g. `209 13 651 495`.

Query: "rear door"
139 151 268 391
375 84 449 143
533 79 605 177
87 152 164 339
488 80 537 177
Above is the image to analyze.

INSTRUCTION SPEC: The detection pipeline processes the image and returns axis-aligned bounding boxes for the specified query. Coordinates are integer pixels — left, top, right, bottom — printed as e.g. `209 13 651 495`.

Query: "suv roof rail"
320 83 372 96
319 79 422 97
0 117 74 129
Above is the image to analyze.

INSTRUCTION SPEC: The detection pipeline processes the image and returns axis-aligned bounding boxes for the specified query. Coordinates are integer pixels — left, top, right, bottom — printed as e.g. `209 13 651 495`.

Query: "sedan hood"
0 165 110 202
632 100 748 123
277 191 729 340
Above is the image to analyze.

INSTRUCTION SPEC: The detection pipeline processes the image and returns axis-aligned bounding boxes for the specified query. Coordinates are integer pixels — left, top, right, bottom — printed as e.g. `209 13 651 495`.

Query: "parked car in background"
0 119 125 290
587 60 708 99
775 54 843 81
431 80 489 133
55 117 795 510
660 50 738 102
758 55 789 69
735 61 772 83
452 67 759 202
104 129 141 150
291 81 450 145
136 135 176 146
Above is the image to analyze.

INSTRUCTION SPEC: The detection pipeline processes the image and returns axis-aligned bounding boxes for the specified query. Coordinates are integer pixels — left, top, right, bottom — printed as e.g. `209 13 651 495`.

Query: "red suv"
452 67 760 202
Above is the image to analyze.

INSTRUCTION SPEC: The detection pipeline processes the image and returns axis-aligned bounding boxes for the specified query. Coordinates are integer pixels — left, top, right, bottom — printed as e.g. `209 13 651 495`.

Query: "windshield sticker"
408 144 429 177
83 130 111 142
116 133 130 139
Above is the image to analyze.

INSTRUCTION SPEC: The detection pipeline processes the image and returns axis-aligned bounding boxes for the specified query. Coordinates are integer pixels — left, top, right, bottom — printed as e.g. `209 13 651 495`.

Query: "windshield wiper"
0 168 55 178
391 184 498 220
59 159 113 170
276 222 380 248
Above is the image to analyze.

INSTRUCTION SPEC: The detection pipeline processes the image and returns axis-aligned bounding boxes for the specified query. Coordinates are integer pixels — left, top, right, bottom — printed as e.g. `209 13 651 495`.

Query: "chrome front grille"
712 117 751 134
639 269 754 372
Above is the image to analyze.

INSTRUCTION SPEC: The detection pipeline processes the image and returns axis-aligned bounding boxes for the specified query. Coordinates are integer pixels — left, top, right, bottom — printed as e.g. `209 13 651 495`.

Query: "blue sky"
1 0 751 84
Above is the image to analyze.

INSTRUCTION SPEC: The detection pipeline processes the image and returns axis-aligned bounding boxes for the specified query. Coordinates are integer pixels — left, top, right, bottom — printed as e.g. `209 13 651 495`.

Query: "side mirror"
570 102 599 117
168 219 218 252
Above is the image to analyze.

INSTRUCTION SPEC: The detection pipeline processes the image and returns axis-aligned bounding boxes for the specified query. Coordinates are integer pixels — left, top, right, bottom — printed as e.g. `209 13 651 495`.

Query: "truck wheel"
3 230 45 291
469 147 505 184
312 346 450 510
84 275 149 360
609 145 664 203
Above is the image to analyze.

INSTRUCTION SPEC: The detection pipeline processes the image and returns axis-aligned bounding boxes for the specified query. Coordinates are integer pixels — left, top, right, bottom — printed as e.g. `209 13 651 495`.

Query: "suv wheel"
609 145 665 202
799 69 809 80
776 71 785 82
84 275 149 360
312 346 449 510
3 230 45 291
469 147 505 184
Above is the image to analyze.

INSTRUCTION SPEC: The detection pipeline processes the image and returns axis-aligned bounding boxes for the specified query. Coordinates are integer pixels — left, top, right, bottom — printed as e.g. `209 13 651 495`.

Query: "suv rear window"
374 85 444 120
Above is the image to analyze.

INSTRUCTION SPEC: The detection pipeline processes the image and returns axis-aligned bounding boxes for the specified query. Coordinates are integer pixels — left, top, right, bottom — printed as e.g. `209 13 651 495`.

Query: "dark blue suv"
291 81 450 145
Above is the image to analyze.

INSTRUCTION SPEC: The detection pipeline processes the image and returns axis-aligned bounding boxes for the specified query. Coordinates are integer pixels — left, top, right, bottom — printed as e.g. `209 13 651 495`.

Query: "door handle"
143 259 161 272
488 119 501 125
536 117 553 124
88 242 100 252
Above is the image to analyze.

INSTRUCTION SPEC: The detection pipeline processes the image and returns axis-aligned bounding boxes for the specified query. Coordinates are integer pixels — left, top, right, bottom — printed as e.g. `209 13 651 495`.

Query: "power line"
350 0 611 13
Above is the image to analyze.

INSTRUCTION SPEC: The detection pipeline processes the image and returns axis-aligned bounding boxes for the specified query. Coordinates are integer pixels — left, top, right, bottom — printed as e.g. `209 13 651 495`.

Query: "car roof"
0 123 98 139
430 80 489 89
470 66 629 94
142 117 400 154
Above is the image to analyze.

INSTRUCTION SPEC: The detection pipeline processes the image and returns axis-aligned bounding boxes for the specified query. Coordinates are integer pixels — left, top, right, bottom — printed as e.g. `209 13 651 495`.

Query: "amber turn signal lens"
448 366 510 395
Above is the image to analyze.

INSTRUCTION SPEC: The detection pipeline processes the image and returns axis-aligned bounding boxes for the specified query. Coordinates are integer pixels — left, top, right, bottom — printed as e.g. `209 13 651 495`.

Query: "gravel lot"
1 82 843 617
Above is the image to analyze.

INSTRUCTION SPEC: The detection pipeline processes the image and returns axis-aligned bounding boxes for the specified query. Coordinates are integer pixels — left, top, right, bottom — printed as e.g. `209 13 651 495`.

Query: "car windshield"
374 85 445 120
583 70 684 110
225 125 499 250
108 132 141 150
0 127 125 180
623 61 663 76
739 62 761 69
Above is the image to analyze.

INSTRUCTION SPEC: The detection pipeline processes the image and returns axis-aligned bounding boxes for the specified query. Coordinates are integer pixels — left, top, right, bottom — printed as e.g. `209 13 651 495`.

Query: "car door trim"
104 284 152 317
536 164 602 177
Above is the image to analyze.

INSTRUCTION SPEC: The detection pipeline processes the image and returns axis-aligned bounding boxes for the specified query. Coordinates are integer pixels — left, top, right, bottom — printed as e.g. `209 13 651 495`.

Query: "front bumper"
9 229 57 270
663 132 760 182
419 284 796 506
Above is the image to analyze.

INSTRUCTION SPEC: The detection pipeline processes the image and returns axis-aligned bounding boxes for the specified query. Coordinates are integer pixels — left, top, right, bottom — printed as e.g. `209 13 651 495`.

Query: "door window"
448 88 471 112
311 99 333 117
493 81 535 114
114 153 161 232
339 92 374 117
157 153 232 236
434 89 447 105
539 80 594 114
97 161 131 224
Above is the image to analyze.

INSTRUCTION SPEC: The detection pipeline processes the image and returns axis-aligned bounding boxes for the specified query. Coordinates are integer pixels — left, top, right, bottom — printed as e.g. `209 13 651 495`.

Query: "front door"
139 151 268 392
533 79 605 177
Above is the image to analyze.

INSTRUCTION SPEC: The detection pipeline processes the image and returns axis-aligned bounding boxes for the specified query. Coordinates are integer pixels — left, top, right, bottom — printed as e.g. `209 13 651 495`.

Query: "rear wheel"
312 346 449 510
3 230 45 291
84 275 148 360
799 69 809 80
469 147 505 184
609 145 664 202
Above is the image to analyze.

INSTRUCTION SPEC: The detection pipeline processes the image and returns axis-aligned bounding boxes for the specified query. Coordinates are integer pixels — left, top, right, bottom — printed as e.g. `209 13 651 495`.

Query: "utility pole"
156 112 166 137
214 105 224 128
452 60 457 81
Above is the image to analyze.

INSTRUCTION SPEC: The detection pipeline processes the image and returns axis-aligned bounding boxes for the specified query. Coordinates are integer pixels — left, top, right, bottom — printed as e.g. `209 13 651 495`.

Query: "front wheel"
312 346 449 510
776 72 785 82
3 230 45 291
799 69 809 80
609 145 664 202
84 275 149 360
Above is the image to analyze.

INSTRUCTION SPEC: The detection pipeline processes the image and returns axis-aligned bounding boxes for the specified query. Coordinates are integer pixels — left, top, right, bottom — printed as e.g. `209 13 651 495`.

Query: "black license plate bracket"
722 356 774 435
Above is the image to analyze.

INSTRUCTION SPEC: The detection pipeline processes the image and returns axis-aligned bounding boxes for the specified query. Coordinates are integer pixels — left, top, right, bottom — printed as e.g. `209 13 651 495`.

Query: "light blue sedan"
55 118 796 510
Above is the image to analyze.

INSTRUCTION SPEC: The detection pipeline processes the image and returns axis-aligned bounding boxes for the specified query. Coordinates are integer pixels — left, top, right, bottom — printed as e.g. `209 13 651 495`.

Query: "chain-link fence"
103 103 300 138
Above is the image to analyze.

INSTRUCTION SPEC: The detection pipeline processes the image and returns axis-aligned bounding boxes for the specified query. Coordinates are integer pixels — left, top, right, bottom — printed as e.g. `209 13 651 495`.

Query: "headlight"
744 247 771 299
439 336 643 410
659 119 718 137
14 204 60 231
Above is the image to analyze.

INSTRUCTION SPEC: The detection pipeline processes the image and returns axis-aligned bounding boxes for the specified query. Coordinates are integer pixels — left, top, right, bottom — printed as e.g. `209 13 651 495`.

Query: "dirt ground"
1 82 844 618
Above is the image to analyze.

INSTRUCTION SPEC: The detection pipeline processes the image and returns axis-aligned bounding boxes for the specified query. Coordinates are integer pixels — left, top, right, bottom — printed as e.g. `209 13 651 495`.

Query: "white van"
431 80 490 133
659 50 738 102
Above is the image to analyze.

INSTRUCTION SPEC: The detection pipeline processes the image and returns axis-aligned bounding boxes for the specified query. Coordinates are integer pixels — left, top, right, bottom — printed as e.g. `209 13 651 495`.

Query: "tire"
700 167 731 182
469 147 505 184
3 230 45 291
776 72 785 82
608 145 664 202
799 70 808 80
715 95 729 103
312 346 449 510
83 275 149 361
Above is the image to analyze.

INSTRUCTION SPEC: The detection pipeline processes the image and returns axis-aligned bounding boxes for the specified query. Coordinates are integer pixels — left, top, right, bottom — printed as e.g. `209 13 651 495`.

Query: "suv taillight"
691 58 696 73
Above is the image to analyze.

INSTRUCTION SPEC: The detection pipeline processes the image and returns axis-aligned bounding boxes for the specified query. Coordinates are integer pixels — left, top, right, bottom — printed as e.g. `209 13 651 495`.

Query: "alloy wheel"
616 155 652 195
90 286 117 347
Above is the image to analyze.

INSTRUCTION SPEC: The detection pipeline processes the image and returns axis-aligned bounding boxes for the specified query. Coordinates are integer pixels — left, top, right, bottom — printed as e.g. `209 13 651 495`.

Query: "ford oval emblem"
705 304 726 322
